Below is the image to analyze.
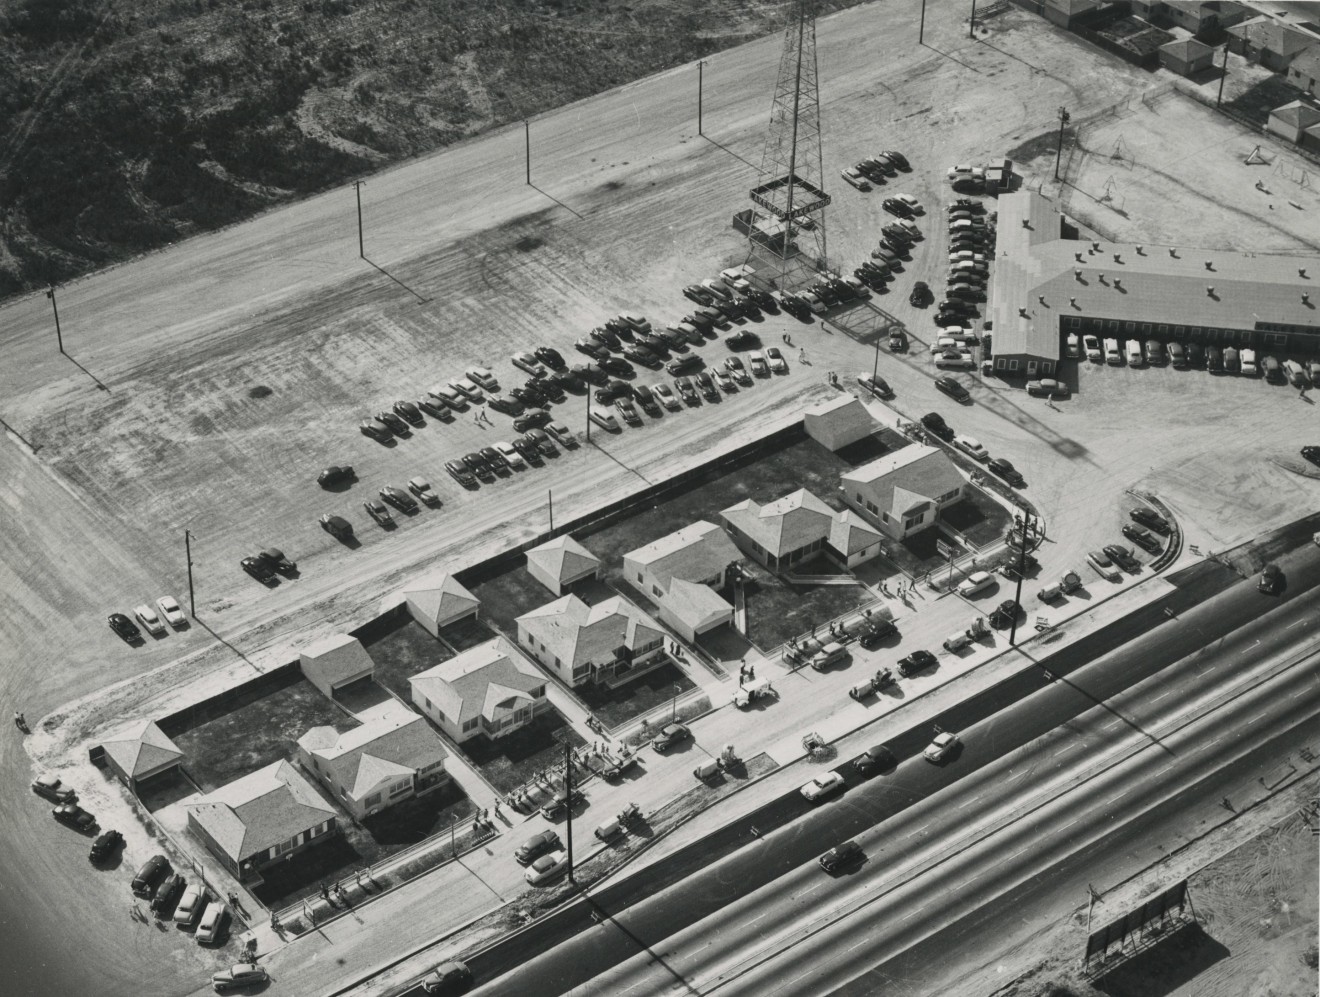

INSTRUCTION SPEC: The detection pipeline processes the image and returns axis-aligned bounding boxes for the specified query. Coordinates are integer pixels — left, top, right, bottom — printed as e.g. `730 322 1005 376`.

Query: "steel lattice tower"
745 0 830 291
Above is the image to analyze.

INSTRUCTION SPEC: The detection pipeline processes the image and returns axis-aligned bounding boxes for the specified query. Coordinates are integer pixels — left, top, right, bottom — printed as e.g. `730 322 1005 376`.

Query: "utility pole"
872 336 881 383
353 181 365 258
548 489 554 533
1007 513 1032 647
45 286 64 355
919 0 927 44
584 390 591 443
698 60 705 136
184 529 197 619
1216 46 1228 108
525 121 531 186
563 737 576 884
969 0 977 38
1054 107 1071 181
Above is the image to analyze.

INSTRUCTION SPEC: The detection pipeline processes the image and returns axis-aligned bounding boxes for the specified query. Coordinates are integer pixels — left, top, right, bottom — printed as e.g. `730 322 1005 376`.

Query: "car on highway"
935 376 970 401
897 650 936 677
920 412 954 441
155 595 187 628
851 744 896 776
818 840 864 873
1103 544 1141 573
1259 563 1284 595
1129 507 1170 533
513 409 552 432
1121 525 1161 553
651 722 690 753
420 960 475 995
377 410 411 435
923 731 959 763
525 850 570 886
515 830 562 865
800 771 846 802
380 486 418 513
986 457 1024 487
1026 378 1070 398
317 465 355 487
359 420 392 443
54 803 95 830
364 500 394 527
32 773 76 803
408 478 441 505
89 828 123 862
957 571 995 597
212 964 270 993
319 514 353 540
393 400 423 425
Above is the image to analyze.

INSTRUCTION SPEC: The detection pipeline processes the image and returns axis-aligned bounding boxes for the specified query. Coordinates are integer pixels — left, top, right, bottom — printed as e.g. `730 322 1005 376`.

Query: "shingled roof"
624 521 742 589
298 705 447 800
517 595 664 670
100 719 183 779
410 637 546 726
526 535 601 587
721 489 836 558
188 761 335 864
842 445 966 518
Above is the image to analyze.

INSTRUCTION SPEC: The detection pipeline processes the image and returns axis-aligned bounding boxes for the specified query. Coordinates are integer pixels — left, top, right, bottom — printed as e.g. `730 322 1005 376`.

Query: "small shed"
299 633 375 698
803 395 879 451
100 719 184 790
1303 121 1320 154
403 572 480 636
1159 37 1214 76
525 536 602 596
1268 100 1320 144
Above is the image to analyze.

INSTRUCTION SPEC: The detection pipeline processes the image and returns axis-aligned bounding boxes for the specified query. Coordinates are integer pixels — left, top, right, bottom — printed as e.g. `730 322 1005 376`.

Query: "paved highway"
576 594 1320 995
443 555 1320 996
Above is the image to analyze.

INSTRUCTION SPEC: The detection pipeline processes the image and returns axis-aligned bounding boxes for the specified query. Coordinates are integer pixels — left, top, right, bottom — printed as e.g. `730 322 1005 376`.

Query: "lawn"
574 662 698 731
171 677 358 792
888 525 965 580
740 556 873 650
941 484 1016 549
834 428 912 468
359 612 456 703
458 710 585 795
468 566 566 641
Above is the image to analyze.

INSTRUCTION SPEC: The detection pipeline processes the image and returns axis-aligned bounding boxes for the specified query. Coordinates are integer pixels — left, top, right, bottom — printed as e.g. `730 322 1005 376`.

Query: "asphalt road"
439 545 1320 996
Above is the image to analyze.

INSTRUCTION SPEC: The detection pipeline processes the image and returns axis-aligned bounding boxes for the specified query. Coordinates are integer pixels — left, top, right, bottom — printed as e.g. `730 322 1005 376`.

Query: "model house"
187 760 337 882
516 595 666 686
623 521 742 641
402 571 480 636
299 633 375 698
410 637 550 743
525 535 603 596
840 445 966 540
720 489 836 570
98 719 184 792
296 704 449 820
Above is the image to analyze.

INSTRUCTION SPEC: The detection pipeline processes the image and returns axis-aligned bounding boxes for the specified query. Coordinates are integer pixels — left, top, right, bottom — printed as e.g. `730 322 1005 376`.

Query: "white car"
589 410 620 432
524 850 570 885
895 218 920 235
951 260 987 274
934 352 975 370
212 964 269 993
155 596 187 628
1124 340 1144 367
547 422 578 448
133 604 166 637
494 442 525 468
31 774 75 802
958 571 995 597
765 347 789 373
407 477 442 504
799 771 846 802
1083 335 1102 362
511 352 549 378
713 369 735 392
196 901 229 945
653 383 682 410
466 366 499 391
840 167 872 191
449 378 484 401
949 251 988 264
1103 338 1121 365
952 435 988 461
924 731 959 763
173 884 207 926
1065 334 1081 358
429 385 467 409
893 193 921 212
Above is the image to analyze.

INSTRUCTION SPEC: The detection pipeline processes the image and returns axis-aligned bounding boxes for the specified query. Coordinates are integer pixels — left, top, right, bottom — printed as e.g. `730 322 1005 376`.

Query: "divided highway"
444 550 1320 996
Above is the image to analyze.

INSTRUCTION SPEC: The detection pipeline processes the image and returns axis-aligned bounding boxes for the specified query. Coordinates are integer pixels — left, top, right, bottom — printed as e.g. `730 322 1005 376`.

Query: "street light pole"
45 286 64 355
525 120 531 186
1007 512 1032 647
872 336 881 383
919 0 927 44
672 684 681 722
184 529 197 619
563 737 575 884
969 0 977 38
1053 107 1070 181
1216 46 1229 108
585 390 592 443
353 181 365 258
698 60 704 136
548 488 554 533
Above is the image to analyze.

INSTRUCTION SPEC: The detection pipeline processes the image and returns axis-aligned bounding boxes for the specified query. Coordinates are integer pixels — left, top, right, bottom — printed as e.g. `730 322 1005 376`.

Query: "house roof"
720 489 836 557
842 445 966 517
299 633 375 687
1229 15 1320 57
827 510 885 556
1271 99 1320 127
188 760 335 863
1290 45 1320 77
624 521 742 590
410 637 546 726
402 572 479 624
990 191 1320 364
100 719 183 778
517 595 664 670
525 535 601 586
1160 36 1214 58
297 705 447 801
803 394 879 446
658 579 733 631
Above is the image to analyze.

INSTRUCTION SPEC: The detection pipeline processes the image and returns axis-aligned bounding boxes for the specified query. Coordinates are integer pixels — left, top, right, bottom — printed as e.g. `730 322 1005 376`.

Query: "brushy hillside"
0 0 855 299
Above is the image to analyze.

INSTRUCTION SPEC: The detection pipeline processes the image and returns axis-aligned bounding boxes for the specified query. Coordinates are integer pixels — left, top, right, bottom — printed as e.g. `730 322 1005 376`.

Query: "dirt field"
5 4 1320 995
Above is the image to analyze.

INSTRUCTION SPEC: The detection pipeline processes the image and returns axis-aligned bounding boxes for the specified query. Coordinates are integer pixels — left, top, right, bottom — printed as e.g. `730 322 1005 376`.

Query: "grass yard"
741 556 873 650
359 612 456 703
834 428 912 468
468 566 567 641
171 678 357 792
942 484 1017 549
574 662 698 731
459 710 585 795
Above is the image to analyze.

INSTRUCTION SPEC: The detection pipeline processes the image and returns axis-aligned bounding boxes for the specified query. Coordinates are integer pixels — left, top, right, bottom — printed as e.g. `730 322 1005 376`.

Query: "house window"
652 585 662 597
389 778 412 796
532 685 545 698
1009 360 1019 370
272 837 298 857
903 513 924 529
552 655 560 669
637 572 644 583
463 718 479 732
1067 317 1080 328
867 501 878 513
856 492 864 504
1125 323 1135 333
364 793 382 809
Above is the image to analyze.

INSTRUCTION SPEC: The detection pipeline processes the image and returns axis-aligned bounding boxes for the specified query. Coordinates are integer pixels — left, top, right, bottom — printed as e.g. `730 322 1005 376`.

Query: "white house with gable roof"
516 595 666 686
410 637 550 743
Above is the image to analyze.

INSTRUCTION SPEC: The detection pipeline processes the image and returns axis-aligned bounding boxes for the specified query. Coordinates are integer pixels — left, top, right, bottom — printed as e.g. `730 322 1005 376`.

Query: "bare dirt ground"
3 3 1319 995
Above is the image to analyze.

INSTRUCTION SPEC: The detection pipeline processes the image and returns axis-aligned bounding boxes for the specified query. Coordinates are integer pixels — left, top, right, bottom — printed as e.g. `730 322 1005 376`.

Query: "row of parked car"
107 595 188 643
839 149 913 192
1075 332 1320 385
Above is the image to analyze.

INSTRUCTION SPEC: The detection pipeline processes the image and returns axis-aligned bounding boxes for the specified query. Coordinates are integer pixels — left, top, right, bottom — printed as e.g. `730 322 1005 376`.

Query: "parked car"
173 883 208 926
750 353 770 377
799 771 846 802
1083 335 1102 362
515 829 563 865
380 485 418 513
89 828 123 862
418 397 455 420
1206 345 1223 372
920 412 954 441
319 514 354 540
53 802 95 830
897 650 936 677
364 500 394 527
317 465 355 487
534 346 565 370
155 595 187 628
546 422 578 448
653 383 682 410
858 373 892 398
651 722 690 752
196 902 229 945
841 167 872 191
989 599 1021 629
377 410 411 435
487 394 523 416
952 435 988 462
31 773 76 803
466 366 499 391
131 855 169 897
1026 378 1070 398
524 428 557 456
935 376 970 401
765 347 789 373
1130 507 1170 533
987 457 1024 487
359 420 392 442
957 571 996 597
240 557 275 583
393 400 423 425
152 873 186 917
514 409 552 432
445 460 477 487
588 409 620 432
1103 544 1141 573
134 604 167 636
1122 524 1162 553
724 356 752 385
212 964 270 993
674 376 699 403
695 371 719 400
524 850 570 886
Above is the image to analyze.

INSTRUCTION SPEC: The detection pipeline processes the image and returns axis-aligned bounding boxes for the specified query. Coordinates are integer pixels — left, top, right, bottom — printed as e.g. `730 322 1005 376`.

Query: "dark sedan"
935 376 971 402
317 465 355 487
393 400 423 425
108 613 142 643
921 412 954 440
989 600 1021 630
446 459 477 487
1103 544 1142 573
1129 507 1170 534
987 457 1024 487
897 650 936 677
54 804 96 831
1121 524 1162 553
535 346 566 370
377 411 410 435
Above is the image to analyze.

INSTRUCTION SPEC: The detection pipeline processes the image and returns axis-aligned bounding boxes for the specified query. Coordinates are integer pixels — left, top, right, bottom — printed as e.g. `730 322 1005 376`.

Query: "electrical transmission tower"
744 0 830 291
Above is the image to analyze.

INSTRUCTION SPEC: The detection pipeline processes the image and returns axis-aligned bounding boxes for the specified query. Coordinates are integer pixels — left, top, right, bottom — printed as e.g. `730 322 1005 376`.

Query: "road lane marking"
1288 619 1306 629
1150 691 1170 702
